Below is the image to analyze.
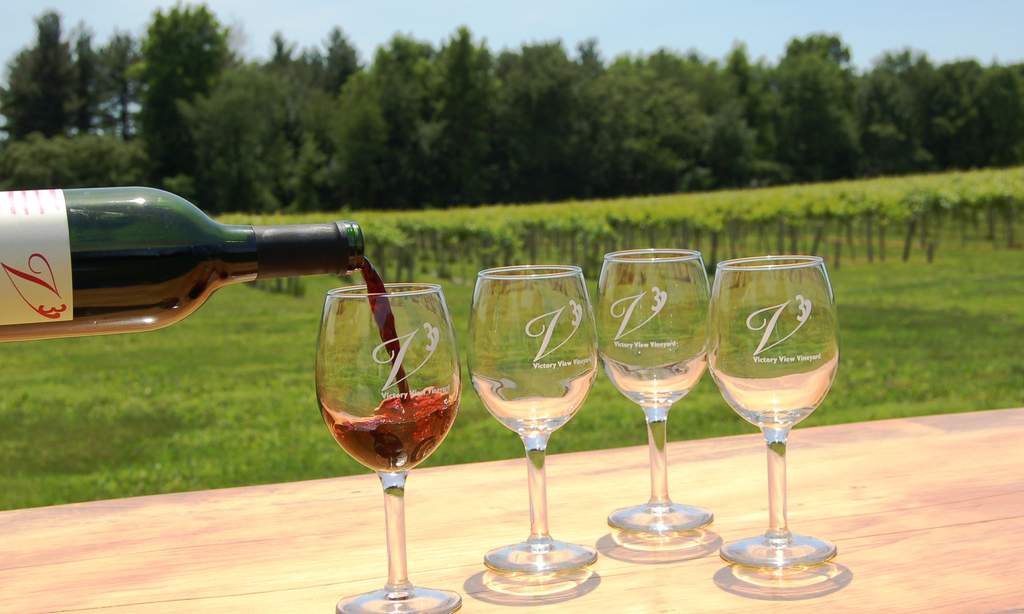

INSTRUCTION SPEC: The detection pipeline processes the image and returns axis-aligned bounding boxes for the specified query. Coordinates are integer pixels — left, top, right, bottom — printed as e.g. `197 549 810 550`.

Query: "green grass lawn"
1 241 1022 510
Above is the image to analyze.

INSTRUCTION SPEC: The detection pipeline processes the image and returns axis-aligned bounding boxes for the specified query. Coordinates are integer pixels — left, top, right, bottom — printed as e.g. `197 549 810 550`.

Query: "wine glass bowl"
318 283 460 473
319 388 458 472
597 248 714 538
709 256 839 432
472 371 593 434
469 265 599 575
316 282 462 614
708 255 839 570
469 265 596 434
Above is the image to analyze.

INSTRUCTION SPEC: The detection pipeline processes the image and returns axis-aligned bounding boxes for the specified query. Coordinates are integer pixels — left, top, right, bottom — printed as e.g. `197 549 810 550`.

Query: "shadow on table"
713 562 853 601
463 568 601 607
596 528 722 564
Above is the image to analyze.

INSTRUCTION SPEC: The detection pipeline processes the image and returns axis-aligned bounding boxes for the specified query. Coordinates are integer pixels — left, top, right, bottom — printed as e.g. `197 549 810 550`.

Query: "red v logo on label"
3 257 60 295
1 253 68 319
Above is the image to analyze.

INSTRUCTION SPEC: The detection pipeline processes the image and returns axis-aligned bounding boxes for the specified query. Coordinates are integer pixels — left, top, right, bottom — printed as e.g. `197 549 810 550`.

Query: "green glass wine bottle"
0 187 364 342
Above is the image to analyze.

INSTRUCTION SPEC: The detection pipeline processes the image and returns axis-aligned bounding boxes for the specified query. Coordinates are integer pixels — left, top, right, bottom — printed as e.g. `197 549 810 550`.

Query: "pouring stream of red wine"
359 259 411 398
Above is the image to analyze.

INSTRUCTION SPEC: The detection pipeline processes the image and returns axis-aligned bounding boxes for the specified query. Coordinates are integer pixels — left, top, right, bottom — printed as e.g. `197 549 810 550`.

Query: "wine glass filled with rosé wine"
316 282 462 614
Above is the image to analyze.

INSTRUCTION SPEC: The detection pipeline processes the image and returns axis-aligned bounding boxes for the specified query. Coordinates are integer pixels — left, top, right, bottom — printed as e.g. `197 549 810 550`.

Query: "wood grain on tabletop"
2 407 1023 613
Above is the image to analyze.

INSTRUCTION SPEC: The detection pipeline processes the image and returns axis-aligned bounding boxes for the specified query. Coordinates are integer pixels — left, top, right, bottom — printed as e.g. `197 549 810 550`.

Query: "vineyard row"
223 167 1022 280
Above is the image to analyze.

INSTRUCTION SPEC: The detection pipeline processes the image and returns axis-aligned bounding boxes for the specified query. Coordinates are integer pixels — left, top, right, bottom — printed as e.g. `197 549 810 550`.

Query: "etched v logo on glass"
609 286 668 341
525 299 583 362
746 294 812 357
373 322 441 392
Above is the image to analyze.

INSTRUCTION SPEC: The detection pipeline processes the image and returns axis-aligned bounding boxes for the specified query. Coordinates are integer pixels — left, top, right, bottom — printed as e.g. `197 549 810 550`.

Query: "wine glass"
708 255 839 569
316 283 462 614
597 249 713 536
469 265 599 574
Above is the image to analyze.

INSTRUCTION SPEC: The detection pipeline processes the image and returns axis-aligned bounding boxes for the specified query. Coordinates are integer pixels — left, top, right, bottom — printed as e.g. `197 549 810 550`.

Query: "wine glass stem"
379 471 412 597
764 429 791 542
522 433 551 541
643 405 671 505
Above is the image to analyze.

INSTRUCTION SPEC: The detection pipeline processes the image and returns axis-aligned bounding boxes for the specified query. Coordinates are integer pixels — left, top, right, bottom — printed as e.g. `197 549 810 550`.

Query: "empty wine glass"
708 255 839 569
597 249 713 536
469 265 599 574
316 283 462 613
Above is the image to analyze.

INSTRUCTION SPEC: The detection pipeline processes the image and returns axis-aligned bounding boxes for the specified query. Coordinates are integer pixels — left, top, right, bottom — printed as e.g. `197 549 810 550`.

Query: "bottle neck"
253 221 364 279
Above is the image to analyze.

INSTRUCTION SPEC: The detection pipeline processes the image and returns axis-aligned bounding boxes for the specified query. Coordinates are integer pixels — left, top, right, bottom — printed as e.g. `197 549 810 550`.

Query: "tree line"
1 5 1022 213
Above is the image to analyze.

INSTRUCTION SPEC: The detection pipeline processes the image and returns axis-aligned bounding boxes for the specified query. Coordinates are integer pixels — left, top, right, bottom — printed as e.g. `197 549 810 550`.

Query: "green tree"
268 32 297 71
858 51 934 175
649 49 732 115
776 34 860 181
976 66 1024 166
97 32 141 138
596 55 711 194
0 133 148 189
270 28 360 95
726 44 785 183
434 27 495 204
703 101 756 187
568 39 617 198
492 42 582 201
787 35 851 65
71 25 99 134
339 34 438 208
0 11 75 138
332 72 389 207
319 27 360 94
924 60 985 168
180 66 293 213
138 4 230 184
260 31 355 210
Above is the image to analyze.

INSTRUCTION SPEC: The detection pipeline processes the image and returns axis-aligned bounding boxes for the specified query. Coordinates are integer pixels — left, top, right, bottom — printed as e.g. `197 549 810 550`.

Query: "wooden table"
4 408 1024 613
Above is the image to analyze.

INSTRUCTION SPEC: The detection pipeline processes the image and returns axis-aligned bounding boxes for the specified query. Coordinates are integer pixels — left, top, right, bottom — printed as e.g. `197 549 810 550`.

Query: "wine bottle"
0 187 364 342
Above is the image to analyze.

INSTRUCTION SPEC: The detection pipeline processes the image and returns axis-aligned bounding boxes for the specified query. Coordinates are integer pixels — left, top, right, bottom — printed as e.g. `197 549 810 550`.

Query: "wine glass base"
484 537 598 574
607 502 714 534
720 533 836 569
336 586 462 614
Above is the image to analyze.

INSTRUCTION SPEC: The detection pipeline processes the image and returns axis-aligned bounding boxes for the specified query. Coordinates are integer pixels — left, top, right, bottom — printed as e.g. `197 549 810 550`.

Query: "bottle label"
0 190 74 325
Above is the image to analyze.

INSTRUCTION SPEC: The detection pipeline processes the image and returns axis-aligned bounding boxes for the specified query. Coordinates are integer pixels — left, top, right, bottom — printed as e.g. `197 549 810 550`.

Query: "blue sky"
2 0 1022 72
